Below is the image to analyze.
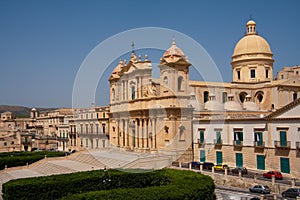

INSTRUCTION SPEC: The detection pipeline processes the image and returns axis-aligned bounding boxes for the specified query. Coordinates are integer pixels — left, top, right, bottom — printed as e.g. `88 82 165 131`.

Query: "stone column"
225 167 228 180
141 119 145 148
140 77 143 99
117 120 120 146
254 173 257 183
135 120 139 148
211 166 215 179
146 119 149 148
200 164 203 172
125 80 128 100
154 118 157 149
238 170 242 179
126 119 129 147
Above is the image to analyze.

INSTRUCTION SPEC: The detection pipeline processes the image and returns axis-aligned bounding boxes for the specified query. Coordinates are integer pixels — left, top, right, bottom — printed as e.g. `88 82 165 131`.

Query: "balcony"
274 140 291 149
57 137 69 142
296 142 300 150
197 139 205 147
254 141 265 148
233 140 243 147
214 139 223 146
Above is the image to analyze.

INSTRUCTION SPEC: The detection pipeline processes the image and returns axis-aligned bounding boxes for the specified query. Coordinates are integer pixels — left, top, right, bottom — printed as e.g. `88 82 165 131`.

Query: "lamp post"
102 167 111 190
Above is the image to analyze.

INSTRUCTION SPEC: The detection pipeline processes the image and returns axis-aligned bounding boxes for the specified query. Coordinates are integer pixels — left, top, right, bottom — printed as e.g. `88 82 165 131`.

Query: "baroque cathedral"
109 20 300 177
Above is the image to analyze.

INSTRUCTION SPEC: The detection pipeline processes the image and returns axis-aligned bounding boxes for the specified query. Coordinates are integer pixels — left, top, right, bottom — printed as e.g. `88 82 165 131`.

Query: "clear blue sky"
0 0 299 108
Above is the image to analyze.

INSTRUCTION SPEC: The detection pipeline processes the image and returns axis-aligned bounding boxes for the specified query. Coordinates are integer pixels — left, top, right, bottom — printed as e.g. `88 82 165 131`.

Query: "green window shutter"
200 130 204 143
200 150 206 162
280 157 290 173
216 151 222 164
256 155 265 170
216 131 221 143
236 153 243 167
280 131 287 147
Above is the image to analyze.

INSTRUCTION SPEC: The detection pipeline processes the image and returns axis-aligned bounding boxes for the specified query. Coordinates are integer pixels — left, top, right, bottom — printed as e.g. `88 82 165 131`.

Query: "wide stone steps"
31 161 75 175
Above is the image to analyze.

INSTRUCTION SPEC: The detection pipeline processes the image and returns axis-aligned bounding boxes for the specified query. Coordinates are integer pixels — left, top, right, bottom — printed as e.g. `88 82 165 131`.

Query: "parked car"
231 167 248 174
190 161 201 169
282 188 300 198
263 170 283 180
249 185 271 194
200 162 215 170
214 164 229 171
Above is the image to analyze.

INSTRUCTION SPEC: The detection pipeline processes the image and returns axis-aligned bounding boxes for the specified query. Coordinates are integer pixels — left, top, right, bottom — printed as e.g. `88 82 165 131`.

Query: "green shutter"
200 130 204 143
257 155 265 170
280 157 290 173
216 151 222 164
236 153 243 167
200 150 206 162
280 131 287 147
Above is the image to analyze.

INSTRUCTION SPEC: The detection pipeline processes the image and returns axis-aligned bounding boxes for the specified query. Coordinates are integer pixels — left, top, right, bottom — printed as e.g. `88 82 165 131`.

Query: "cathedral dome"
233 35 272 56
232 20 272 57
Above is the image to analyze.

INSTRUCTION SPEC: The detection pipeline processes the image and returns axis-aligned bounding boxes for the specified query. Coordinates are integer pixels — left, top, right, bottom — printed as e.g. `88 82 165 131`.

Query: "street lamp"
102 167 111 190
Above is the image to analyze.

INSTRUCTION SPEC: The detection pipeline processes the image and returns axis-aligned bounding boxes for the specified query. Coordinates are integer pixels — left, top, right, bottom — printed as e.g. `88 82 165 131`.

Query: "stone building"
109 41 194 160
73 104 110 149
108 19 300 173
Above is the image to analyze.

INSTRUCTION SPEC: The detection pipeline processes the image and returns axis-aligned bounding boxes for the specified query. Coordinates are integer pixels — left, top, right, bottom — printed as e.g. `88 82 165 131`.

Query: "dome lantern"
246 20 257 35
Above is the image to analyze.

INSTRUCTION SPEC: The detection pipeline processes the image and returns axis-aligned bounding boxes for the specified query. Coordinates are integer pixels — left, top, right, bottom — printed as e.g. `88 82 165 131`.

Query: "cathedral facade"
109 20 300 176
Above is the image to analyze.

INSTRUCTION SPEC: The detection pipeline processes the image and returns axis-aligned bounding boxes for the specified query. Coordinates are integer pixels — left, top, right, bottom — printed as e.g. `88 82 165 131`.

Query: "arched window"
293 92 298 101
204 91 209 103
178 76 183 91
131 86 135 100
239 92 247 103
255 91 264 103
163 76 168 87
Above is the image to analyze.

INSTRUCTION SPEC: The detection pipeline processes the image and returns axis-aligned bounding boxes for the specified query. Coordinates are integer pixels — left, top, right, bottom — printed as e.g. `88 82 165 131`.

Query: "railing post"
179 162 181 168
224 167 228 180
273 193 277 200
260 194 264 200
272 175 275 185
291 177 296 188
254 173 257 183
211 166 215 179
200 164 203 172
188 162 191 170
238 170 242 179
5 165 7 172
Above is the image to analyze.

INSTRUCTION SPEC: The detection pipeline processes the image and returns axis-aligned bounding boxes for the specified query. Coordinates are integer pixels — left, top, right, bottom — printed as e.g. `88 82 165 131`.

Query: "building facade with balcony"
73 104 110 150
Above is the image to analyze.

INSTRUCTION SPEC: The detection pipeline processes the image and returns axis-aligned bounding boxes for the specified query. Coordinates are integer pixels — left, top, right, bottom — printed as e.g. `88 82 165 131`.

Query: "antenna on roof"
131 41 135 53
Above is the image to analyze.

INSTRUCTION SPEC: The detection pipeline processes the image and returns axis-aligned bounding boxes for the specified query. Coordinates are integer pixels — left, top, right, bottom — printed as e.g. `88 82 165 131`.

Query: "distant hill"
0 105 57 118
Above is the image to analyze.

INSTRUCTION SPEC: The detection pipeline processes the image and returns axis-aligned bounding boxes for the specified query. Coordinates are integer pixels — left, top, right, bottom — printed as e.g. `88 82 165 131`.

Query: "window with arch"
163 76 168 88
293 92 298 101
239 92 247 103
255 91 264 103
178 76 183 91
204 91 209 103
112 88 115 101
131 86 135 100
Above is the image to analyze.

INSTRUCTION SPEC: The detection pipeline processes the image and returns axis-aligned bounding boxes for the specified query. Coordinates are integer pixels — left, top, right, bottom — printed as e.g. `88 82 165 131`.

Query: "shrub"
0 151 65 170
2 169 215 200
